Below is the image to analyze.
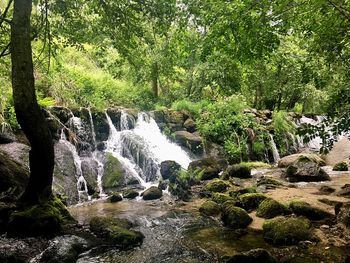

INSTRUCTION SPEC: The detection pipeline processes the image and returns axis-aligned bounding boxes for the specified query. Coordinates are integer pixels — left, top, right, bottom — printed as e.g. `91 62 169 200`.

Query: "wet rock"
39 235 89 263
183 118 196 133
108 193 123 203
174 131 203 154
142 186 162 200
337 204 350 227
149 110 167 124
221 165 252 179
204 179 230 193
278 153 325 168
199 200 221 216
239 193 267 212
81 158 99 195
333 161 348 171
122 189 139 199
284 161 330 182
221 201 253 229
89 216 144 248
203 141 226 159
102 153 125 191
158 180 168 191
317 185 336 195
336 185 350 196
49 106 73 124
91 111 109 142
0 202 15 233
160 160 181 181
0 133 15 144
257 176 282 187
263 216 312 245
225 248 277 263
256 198 290 219
211 193 235 204
289 201 332 220
188 158 222 180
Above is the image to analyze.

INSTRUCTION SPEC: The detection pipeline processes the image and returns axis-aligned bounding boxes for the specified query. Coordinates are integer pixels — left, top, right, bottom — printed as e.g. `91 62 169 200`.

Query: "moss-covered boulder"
225 248 277 263
289 200 332 220
211 193 235 204
257 177 283 187
278 153 325 168
228 187 257 199
108 193 123 203
263 216 312 245
285 162 330 182
256 199 290 219
102 153 125 190
199 200 221 216
188 158 222 180
221 201 253 229
239 193 267 211
221 164 252 179
160 160 181 181
89 216 144 248
122 189 139 199
333 161 348 171
174 131 203 154
204 179 230 193
142 186 162 200
7 197 73 237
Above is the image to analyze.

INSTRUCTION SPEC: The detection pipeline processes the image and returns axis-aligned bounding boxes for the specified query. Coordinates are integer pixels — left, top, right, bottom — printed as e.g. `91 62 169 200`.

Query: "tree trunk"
151 62 159 98
11 0 54 205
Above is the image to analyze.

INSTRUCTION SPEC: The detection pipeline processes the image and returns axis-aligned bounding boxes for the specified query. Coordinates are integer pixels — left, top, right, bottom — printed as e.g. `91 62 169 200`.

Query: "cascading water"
298 116 323 151
269 134 280 163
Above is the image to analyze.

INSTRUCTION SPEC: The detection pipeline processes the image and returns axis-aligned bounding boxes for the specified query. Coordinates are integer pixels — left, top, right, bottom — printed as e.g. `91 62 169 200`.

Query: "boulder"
204 179 230 193
49 106 73 124
325 137 350 165
221 164 252 179
174 131 203 154
158 180 168 191
0 202 15 233
263 216 312 245
228 187 257 199
122 189 139 199
221 201 253 229
108 193 123 203
89 216 144 248
225 248 277 263
239 193 267 211
81 158 99 195
39 235 89 263
188 158 222 180
199 200 221 216
256 199 290 219
211 193 235 204
337 203 350 227
289 201 332 220
160 160 181 181
284 161 330 182
0 133 15 144
102 153 125 191
333 161 348 171
278 153 325 168
91 111 109 142
142 186 162 200
183 118 196 133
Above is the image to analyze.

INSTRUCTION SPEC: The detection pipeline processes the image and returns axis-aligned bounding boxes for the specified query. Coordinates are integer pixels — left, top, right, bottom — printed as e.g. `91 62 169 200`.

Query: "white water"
298 116 323 151
269 134 280 163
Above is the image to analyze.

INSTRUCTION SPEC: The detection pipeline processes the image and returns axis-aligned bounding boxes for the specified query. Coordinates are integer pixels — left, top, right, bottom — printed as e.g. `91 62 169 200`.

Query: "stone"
221 201 253 229
0 202 15 233
91 111 109 142
204 179 230 193
333 161 348 171
278 153 325 168
199 200 221 216
225 248 277 263
108 193 123 203
211 193 235 204
160 160 181 181
90 216 144 248
263 216 312 245
81 158 99 195
174 130 203 154
221 165 252 179
122 189 139 199
0 133 15 144
39 235 89 263
102 153 125 190
142 186 162 200
284 162 330 182
239 193 267 211
289 201 332 220
188 158 222 180
256 199 290 219
183 118 196 133
337 204 350 227
317 185 336 194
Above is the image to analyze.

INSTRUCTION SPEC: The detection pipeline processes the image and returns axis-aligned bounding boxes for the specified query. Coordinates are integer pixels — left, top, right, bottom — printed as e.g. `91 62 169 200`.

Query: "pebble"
320 224 330 230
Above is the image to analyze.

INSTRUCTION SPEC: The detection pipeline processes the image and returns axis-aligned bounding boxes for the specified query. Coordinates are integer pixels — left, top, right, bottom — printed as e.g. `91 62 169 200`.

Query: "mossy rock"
228 187 257 199
221 201 253 229
188 158 222 180
102 153 125 190
239 193 267 211
257 177 283 187
263 216 312 245
226 248 277 263
199 200 221 216
333 161 348 171
204 179 230 193
221 164 251 180
278 153 325 168
142 186 162 200
289 200 332 220
256 199 290 219
211 193 235 204
89 216 144 248
7 197 73 237
108 193 123 203
122 189 139 199
160 161 181 181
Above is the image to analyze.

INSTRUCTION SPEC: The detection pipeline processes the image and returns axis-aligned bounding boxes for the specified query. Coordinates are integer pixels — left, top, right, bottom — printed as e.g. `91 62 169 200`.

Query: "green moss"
221 164 252 180
142 186 162 200
333 161 348 171
296 154 325 166
122 189 139 199
263 216 312 245
228 187 257 199
257 177 283 187
108 193 123 203
211 193 235 204
289 200 332 220
240 162 273 169
199 200 221 216
256 199 290 219
204 179 230 193
221 201 253 229
90 216 144 248
239 193 267 211
102 153 124 189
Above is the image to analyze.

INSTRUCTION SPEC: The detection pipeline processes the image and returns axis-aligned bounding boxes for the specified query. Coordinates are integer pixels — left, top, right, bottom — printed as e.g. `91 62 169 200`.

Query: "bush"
171 99 210 117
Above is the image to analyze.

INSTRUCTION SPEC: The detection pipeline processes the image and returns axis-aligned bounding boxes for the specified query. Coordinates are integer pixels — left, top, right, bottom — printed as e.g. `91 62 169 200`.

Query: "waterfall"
59 131 90 201
269 134 280 163
298 116 322 151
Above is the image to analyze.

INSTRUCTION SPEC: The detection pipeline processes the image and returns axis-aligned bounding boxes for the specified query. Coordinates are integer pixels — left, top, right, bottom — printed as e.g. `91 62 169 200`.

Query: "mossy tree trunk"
11 0 54 205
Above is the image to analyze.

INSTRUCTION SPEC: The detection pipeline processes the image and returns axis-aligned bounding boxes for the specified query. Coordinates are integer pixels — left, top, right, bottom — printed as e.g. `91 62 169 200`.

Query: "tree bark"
151 62 159 98
11 0 54 205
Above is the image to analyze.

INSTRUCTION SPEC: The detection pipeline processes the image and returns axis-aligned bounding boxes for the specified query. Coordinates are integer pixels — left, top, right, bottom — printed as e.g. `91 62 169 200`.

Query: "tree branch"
327 0 350 24
0 42 11 58
0 0 13 28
